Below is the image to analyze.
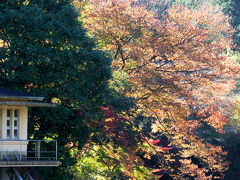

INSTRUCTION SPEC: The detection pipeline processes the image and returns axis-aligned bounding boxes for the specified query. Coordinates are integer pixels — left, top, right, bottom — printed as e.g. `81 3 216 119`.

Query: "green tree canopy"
0 0 112 178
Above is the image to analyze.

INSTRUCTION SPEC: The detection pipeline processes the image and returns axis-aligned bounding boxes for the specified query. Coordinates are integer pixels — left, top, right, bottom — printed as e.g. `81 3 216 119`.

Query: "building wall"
0 106 28 153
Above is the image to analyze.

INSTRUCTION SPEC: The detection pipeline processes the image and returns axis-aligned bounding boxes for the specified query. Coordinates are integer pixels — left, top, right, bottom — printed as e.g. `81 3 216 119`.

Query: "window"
14 110 18 139
0 109 2 139
6 109 11 139
6 109 19 139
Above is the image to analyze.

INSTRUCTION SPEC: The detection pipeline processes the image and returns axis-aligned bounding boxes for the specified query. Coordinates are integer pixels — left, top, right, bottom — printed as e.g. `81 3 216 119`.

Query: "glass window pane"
7 120 10 126
7 109 10 117
14 120 17 127
14 129 18 138
14 110 18 117
7 129 10 138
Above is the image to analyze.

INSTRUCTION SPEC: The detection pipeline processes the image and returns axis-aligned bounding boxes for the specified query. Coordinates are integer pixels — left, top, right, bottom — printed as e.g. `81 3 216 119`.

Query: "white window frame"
6 109 11 139
5 109 19 140
13 109 19 139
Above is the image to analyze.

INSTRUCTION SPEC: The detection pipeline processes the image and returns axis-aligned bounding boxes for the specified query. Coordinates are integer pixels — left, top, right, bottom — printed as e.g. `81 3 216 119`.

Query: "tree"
82 0 240 178
137 0 174 18
213 0 240 47
0 0 111 179
173 0 210 8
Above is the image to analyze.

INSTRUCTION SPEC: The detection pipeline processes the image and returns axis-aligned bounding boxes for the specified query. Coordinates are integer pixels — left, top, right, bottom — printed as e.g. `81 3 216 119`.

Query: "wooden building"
0 87 59 179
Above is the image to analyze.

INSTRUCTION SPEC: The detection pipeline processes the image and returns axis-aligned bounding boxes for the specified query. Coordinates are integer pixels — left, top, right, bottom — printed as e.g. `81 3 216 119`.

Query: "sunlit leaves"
81 0 239 178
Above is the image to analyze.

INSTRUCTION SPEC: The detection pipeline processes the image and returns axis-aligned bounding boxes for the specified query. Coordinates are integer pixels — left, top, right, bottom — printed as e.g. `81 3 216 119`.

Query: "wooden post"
1 107 6 139
36 141 41 160
10 109 14 140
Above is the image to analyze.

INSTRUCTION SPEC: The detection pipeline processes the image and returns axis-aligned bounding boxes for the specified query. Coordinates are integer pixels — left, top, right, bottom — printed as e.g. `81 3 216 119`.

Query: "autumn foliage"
79 0 240 179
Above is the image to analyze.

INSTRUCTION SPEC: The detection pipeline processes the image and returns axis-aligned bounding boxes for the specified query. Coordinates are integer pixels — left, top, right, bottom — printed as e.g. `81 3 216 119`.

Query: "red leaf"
148 139 160 145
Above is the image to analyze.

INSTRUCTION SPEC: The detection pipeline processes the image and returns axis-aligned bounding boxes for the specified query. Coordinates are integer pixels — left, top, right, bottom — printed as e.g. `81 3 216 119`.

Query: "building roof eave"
0 87 45 101
0 96 45 101
0 101 56 107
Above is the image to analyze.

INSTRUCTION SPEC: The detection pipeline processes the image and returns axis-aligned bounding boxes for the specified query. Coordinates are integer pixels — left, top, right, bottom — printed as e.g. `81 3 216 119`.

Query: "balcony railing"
0 140 59 167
